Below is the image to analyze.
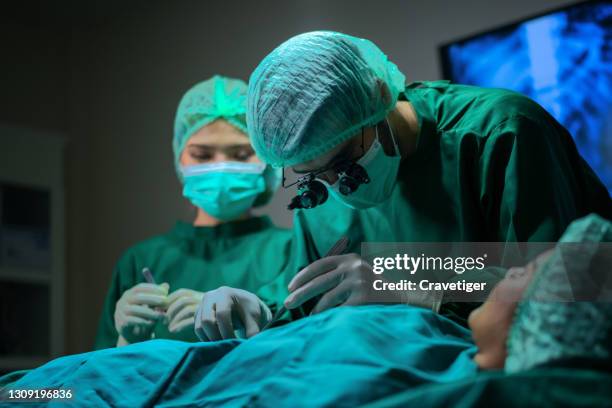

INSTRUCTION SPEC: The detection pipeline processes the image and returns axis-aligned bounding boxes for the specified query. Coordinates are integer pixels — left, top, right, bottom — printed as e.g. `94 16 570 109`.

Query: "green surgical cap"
247 31 406 167
173 75 248 175
506 214 612 373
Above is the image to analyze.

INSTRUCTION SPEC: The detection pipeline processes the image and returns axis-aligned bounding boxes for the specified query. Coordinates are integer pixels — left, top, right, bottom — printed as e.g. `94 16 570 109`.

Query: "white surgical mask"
325 120 401 209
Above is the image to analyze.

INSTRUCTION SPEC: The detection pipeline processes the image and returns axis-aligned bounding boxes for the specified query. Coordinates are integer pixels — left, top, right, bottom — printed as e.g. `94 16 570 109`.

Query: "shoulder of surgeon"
419 81 557 135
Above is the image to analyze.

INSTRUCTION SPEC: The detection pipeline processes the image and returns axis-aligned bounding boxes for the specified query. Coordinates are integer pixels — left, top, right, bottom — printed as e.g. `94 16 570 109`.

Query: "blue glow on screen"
445 1 612 192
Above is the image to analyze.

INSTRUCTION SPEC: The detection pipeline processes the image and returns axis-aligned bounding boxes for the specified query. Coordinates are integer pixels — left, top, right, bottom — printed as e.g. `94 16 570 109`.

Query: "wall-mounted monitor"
440 0 612 193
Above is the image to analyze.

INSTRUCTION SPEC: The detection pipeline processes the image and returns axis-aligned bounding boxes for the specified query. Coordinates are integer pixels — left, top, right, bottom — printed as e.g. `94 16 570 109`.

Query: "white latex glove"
194 287 272 342
284 253 439 314
114 282 169 344
165 288 204 334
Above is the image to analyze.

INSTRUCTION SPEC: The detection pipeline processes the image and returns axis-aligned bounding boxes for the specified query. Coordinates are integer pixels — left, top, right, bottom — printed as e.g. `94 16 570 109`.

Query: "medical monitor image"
440 0 612 193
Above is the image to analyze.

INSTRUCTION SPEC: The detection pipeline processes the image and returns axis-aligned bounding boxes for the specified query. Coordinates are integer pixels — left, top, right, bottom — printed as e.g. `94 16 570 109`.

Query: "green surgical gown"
290 80 612 323
94 216 292 349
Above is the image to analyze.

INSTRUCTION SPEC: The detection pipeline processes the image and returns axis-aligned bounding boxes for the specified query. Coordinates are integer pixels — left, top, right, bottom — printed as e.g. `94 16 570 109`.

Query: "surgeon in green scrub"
246 31 612 325
94 76 291 349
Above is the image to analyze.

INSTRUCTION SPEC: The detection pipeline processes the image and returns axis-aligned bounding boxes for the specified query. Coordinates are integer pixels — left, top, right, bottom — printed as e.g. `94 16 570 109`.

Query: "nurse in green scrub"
94 76 291 348
246 31 612 325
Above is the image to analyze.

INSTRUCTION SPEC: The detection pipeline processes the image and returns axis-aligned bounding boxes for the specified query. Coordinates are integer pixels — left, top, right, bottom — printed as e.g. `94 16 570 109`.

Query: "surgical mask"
325 121 401 209
181 162 267 221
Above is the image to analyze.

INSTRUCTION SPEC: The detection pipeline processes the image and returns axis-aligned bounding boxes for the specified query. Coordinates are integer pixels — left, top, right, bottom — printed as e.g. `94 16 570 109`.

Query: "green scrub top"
94 216 292 349
290 80 612 323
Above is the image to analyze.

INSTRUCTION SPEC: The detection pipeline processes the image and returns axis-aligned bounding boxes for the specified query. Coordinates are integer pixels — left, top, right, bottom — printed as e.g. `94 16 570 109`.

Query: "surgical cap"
506 214 612 373
248 31 406 167
173 75 248 175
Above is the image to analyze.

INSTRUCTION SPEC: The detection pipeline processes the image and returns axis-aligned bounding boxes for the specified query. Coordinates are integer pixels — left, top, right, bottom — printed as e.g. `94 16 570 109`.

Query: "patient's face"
468 250 554 370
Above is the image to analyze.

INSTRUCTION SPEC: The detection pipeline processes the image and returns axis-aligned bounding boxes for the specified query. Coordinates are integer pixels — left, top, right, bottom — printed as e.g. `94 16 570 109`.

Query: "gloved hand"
194 287 272 342
165 288 204 334
114 282 169 344
284 253 432 314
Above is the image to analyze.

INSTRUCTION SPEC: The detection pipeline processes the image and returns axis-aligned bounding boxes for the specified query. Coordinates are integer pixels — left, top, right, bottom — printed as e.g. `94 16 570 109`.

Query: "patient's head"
469 214 612 372
468 250 553 370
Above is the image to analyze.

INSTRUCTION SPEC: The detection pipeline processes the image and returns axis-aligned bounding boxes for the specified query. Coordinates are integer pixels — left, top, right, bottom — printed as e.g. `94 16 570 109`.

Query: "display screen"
440 0 612 192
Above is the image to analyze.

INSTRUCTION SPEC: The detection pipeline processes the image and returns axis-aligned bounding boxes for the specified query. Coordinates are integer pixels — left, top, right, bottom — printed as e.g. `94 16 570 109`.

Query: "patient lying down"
1 215 610 406
470 214 612 372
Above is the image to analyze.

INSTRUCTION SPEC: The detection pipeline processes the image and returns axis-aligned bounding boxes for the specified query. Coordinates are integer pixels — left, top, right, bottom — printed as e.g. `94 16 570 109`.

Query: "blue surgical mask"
325 120 401 209
181 162 268 221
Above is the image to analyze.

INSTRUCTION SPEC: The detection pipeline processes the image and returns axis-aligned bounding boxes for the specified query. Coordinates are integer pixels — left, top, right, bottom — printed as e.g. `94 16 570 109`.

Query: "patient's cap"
505 214 612 373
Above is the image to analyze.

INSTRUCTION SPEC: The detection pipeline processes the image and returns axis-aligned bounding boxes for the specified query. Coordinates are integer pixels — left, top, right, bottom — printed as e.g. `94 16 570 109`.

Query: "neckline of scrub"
171 215 274 239
399 83 438 168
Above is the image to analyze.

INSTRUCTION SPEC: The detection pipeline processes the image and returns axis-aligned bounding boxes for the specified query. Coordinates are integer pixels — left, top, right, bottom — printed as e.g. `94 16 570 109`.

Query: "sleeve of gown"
93 252 137 349
479 114 601 243
255 219 320 321
254 232 294 315
440 113 608 325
